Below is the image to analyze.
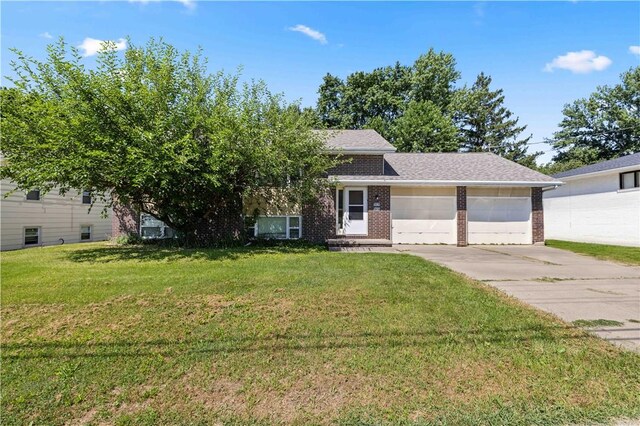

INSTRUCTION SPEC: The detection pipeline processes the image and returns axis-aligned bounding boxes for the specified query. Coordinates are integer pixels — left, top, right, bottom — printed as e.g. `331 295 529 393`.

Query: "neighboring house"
543 153 640 247
113 130 561 246
0 180 112 251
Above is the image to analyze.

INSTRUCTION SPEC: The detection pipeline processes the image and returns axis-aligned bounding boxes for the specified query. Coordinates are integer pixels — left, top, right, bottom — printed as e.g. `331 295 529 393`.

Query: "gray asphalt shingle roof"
552 153 640 178
331 153 560 185
316 129 396 152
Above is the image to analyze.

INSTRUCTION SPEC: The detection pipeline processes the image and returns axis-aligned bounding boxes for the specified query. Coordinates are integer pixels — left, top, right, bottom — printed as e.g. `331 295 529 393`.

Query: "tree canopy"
549 67 640 167
315 49 537 164
1 38 334 246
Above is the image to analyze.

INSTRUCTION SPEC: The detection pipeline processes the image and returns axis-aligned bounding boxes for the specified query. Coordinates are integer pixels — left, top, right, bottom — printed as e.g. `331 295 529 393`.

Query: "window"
82 190 92 204
140 213 174 239
620 170 640 190
24 227 40 246
248 215 302 239
80 225 92 241
26 189 40 201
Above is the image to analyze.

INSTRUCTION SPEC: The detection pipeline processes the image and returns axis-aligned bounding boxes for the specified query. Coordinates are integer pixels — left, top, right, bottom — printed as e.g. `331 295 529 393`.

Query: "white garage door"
391 196 457 244
468 197 531 244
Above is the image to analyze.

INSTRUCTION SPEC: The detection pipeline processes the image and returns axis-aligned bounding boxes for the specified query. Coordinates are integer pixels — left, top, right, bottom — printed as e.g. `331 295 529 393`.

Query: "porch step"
327 238 393 251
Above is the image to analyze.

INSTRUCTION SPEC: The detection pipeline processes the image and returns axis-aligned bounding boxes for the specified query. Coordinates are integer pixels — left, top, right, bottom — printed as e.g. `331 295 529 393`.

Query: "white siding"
1 180 113 251
544 171 640 247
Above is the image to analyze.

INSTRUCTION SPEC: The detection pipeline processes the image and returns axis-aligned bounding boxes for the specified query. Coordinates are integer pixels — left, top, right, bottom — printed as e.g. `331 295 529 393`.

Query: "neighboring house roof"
552 153 640 179
332 152 562 187
316 129 397 153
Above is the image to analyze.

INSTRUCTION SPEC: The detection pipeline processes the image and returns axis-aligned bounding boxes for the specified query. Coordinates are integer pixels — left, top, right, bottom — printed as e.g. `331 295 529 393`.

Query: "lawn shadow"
3 324 602 361
64 243 325 264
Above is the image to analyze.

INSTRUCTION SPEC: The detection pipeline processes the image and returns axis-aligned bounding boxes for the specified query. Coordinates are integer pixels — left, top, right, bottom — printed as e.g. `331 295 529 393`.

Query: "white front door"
343 188 367 235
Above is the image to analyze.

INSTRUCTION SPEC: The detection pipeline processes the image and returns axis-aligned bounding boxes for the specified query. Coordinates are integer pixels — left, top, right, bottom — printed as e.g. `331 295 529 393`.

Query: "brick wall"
302 188 337 244
301 185 391 243
328 155 385 176
531 187 544 243
456 186 467 247
112 203 140 237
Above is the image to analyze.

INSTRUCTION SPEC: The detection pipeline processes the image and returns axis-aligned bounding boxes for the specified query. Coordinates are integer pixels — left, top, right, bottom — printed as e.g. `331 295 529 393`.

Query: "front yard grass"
546 239 640 266
2 242 639 425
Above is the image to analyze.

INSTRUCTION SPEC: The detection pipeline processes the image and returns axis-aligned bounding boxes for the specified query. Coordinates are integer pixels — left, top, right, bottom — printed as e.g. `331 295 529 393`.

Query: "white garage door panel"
468 197 531 244
392 196 456 244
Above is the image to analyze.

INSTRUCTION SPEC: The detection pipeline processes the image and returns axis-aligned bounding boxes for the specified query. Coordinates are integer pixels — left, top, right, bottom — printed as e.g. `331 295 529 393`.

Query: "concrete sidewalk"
387 245 640 351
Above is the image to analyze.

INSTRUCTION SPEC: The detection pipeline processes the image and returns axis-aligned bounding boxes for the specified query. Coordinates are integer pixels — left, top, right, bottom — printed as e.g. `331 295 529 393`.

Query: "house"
543 153 640 247
0 180 113 251
113 130 561 246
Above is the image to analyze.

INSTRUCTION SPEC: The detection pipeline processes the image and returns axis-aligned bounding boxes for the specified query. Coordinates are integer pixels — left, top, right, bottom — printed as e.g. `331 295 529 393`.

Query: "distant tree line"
313 49 640 172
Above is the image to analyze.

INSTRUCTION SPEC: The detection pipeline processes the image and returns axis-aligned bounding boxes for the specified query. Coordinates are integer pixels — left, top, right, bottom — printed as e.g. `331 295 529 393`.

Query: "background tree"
550 67 640 166
393 100 458 152
315 49 538 164
1 38 335 246
454 72 539 168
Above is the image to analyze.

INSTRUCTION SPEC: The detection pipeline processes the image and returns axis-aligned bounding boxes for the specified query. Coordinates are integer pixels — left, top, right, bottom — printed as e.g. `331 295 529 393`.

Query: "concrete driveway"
393 245 640 351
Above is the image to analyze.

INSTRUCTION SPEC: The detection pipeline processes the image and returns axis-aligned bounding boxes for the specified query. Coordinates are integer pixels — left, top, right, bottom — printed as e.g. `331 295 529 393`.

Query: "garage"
467 188 532 244
391 188 457 244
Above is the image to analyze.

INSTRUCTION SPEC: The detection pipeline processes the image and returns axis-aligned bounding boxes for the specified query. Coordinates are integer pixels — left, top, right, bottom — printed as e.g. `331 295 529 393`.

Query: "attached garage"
467 188 532 244
391 187 457 244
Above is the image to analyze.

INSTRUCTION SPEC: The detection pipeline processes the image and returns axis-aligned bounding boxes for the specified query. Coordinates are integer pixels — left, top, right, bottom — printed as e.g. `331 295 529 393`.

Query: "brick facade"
456 186 467 247
112 203 140 237
531 187 544 244
301 185 391 243
302 188 337 244
328 155 385 176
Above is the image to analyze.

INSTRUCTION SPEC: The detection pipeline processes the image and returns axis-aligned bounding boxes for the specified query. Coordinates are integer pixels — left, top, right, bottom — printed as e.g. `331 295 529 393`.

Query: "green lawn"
546 239 640 266
2 242 639 425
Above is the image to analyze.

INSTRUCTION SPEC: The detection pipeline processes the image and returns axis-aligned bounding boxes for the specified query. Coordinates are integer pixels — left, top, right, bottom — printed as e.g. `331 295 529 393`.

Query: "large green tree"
454 72 538 168
393 100 459 153
550 67 640 166
1 38 334 246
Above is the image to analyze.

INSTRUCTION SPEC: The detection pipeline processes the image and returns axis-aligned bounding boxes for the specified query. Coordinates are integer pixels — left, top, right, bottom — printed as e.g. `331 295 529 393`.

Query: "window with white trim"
620 170 639 190
140 213 174 239
80 225 92 241
82 190 92 204
24 227 40 246
26 189 40 201
247 216 302 239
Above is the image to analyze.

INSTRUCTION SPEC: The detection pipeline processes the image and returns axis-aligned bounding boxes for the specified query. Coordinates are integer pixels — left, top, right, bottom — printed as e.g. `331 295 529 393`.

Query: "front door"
343 188 367 235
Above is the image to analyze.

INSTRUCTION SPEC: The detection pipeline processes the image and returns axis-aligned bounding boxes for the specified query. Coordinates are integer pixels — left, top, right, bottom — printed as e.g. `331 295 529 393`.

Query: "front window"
248 216 302 239
620 170 639 190
82 190 92 204
26 189 40 201
140 213 174 239
24 227 40 246
80 225 92 241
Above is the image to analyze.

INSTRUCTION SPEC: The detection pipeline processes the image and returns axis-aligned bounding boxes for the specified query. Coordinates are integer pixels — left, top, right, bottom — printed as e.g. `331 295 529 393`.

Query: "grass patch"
2 242 640 425
546 240 640 266
572 319 625 328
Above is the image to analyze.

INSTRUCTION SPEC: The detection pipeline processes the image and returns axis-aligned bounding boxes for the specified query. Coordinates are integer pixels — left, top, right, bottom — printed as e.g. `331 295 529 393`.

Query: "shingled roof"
316 129 396 152
552 153 640 178
331 153 561 186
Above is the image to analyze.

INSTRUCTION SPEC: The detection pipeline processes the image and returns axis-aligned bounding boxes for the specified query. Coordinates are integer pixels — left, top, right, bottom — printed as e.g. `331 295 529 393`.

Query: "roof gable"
315 129 396 153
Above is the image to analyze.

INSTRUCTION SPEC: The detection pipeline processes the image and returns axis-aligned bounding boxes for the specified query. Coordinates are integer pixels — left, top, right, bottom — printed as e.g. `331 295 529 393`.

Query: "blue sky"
2 1 639 163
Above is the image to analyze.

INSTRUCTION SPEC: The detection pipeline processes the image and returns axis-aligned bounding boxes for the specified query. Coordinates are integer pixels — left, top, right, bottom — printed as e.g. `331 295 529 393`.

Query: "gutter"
330 178 564 188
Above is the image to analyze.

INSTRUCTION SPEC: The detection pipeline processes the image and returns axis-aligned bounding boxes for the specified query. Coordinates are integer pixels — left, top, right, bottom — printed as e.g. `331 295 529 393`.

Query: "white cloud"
288 24 327 44
629 45 640 55
40 32 53 39
128 0 196 11
78 37 127 57
544 50 612 74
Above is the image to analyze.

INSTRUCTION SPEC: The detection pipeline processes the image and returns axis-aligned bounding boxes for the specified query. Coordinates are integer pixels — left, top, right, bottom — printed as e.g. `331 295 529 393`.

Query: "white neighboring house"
1 180 113 251
543 153 640 247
